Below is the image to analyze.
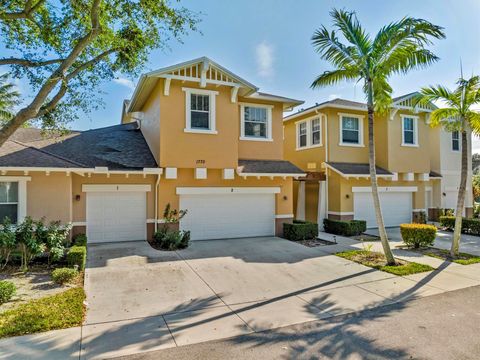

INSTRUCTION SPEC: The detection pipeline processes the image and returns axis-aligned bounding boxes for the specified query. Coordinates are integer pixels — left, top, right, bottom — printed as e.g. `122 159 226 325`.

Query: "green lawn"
424 249 480 265
336 250 435 276
0 287 85 338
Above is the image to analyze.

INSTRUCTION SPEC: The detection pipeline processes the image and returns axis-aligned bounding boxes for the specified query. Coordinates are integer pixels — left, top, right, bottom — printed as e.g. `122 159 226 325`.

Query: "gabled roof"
128 57 303 112
284 92 436 122
0 123 158 170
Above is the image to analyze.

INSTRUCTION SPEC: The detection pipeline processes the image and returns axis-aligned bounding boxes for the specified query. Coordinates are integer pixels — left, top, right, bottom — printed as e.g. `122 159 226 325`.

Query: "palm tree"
311 9 445 265
0 73 19 123
416 76 480 257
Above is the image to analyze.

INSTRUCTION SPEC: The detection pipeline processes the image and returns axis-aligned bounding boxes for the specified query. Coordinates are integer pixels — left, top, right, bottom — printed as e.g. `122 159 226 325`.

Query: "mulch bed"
293 238 337 248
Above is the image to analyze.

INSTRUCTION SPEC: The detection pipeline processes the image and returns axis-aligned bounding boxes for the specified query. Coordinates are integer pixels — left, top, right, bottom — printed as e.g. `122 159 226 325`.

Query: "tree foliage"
0 0 199 143
0 73 20 123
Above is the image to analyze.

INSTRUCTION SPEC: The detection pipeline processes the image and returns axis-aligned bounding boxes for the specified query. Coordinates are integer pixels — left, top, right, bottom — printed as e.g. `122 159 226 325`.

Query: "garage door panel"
179 193 275 241
87 191 147 243
354 191 412 228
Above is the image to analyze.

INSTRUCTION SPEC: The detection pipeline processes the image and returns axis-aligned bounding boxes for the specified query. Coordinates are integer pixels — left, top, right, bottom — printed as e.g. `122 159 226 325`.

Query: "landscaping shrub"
72 233 87 247
51 268 78 285
283 220 318 241
323 219 367 236
35 219 72 264
153 229 190 250
400 223 437 248
67 246 86 270
440 216 480 235
0 218 16 269
16 217 45 271
0 281 16 304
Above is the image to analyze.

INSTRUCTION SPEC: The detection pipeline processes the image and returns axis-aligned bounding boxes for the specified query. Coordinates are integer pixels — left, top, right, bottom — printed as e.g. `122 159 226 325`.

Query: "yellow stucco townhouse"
283 93 473 229
0 57 305 243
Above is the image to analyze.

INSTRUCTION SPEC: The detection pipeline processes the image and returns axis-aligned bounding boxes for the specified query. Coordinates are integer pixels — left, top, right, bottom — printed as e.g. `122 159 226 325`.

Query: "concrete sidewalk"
1 235 480 359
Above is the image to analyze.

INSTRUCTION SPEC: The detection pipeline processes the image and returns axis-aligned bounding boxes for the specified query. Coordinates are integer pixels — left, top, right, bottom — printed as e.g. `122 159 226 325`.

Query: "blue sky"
9 0 480 147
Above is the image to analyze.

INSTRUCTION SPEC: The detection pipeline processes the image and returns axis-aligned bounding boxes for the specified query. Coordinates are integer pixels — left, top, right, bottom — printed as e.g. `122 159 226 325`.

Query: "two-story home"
283 93 473 228
0 57 304 243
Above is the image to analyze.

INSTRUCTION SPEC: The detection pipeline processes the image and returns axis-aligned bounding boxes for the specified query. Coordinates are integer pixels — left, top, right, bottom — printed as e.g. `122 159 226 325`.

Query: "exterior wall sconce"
346 194 350 199
75 194 81 201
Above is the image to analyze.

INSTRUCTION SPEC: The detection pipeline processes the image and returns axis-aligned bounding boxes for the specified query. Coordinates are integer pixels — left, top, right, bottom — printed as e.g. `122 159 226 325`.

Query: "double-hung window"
339 114 363 146
0 182 18 223
452 131 460 151
401 115 418 146
183 88 218 134
296 117 322 149
240 104 272 141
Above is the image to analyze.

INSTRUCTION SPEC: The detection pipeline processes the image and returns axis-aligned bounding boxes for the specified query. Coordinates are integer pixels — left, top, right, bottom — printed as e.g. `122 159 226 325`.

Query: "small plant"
67 246 86 270
16 217 45 272
362 242 374 253
400 223 437 249
0 217 16 269
162 203 188 223
413 211 427 224
153 230 190 251
0 280 16 304
35 219 71 264
51 268 78 285
72 233 87 246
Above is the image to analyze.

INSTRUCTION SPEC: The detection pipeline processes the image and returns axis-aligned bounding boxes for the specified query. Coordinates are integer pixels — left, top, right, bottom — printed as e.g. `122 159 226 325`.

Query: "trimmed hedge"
67 246 86 270
152 229 190 250
0 281 16 304
323 219 366 236
400 223 437 248
283 220 318 241
51 267 78 285
72 233 87 247
440 216 480 235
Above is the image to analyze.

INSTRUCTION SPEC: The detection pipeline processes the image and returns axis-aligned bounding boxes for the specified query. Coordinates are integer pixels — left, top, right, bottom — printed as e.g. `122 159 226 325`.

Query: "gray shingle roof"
429 170 442 178
326 162 393 176
238 159 304 174
0 123 157 170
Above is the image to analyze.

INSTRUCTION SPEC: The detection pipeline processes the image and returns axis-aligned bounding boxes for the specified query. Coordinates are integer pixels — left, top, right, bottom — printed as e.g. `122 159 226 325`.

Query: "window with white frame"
297 117 322 149
401 115 418 146
240 104 272 140
340 115 362 145
183 88 218 133
452 131 460 151
0 182 18 223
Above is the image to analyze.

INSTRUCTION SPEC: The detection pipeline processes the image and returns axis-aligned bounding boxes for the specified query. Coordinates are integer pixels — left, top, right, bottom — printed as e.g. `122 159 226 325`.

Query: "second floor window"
240 104 272 141
452 131 460 151
341 116 360 144
311 118 321 145
190 94 209 129
401 115 418 146
297 117 322 149
298 122 307 147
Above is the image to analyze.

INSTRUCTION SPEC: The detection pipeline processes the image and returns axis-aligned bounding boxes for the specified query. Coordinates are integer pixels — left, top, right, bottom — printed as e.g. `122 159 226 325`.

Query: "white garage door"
87 192 146 243
179 193 275 240
354 191 412 228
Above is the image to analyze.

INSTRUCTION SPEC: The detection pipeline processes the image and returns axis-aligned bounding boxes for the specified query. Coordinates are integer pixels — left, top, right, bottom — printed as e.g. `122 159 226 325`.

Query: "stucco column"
296 181 305 221
317 181 327 230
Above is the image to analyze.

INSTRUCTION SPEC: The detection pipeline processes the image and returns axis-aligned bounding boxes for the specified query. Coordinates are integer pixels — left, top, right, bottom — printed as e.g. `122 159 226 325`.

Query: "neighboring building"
0 57 305 242
283 93 473 229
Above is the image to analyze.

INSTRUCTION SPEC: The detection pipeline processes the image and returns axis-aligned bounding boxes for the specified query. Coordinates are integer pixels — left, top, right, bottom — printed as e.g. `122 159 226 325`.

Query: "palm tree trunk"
451 126 468 257
366 82 395 265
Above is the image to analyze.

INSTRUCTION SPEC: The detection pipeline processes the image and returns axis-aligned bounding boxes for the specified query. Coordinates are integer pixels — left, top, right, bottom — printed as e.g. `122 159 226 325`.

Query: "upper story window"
296 117 322 150
240 104 273 141
339 113 364 147
183 87 218 134
0 182 18 223
401 115 418 146
452 131 460 151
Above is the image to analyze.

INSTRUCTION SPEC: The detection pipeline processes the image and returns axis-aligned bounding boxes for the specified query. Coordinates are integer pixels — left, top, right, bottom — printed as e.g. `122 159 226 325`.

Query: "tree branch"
0 0 46 20
66 48 117 80
0 57 64 67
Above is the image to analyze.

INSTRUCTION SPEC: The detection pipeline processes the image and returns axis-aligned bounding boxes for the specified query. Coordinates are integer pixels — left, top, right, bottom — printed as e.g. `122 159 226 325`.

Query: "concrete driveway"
365 227 480 256
81 237 401 358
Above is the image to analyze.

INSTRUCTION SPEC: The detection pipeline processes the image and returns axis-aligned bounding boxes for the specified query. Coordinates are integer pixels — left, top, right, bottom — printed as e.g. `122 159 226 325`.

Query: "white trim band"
327 211 354 215
275 214 294 219
352 186 418 193
82 184 152 192
176 187 281 195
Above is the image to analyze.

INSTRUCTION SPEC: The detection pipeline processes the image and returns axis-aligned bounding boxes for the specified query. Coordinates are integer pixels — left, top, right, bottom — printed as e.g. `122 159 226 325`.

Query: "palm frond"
311 26 359 69
417 85 459 108
429 107 461 128
371 77 393 114
311 68 359 89
467 111 480 135
330 9 371 57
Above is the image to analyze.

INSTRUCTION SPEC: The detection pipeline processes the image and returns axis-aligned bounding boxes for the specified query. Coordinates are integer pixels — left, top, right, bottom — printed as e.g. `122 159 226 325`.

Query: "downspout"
324 114 329 220
154 173 160 232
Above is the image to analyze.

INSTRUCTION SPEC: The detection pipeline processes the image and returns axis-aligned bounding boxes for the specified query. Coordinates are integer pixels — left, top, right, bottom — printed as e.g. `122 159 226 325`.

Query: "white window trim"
338 113 365 147
239 103 273 142
0 176 30 223
401 114 419 147
295 116 323 150
451 131 460 152
182 87 219 134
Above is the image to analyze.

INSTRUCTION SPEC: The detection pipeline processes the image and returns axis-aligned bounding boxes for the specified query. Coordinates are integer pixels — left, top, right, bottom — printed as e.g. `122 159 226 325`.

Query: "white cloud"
114 77 135 90
255 41 274 79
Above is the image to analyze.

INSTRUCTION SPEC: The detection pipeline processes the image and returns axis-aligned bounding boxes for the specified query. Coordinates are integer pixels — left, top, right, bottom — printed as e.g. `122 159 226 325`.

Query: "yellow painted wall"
140 81 162 163
158 168 293 216
305 181 319 222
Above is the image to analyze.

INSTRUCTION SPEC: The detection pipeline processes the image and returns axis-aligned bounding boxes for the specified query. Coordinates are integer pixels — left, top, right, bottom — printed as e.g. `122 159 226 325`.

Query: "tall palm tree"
417 76 480 257
0 73 19 123
311 9 445 265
